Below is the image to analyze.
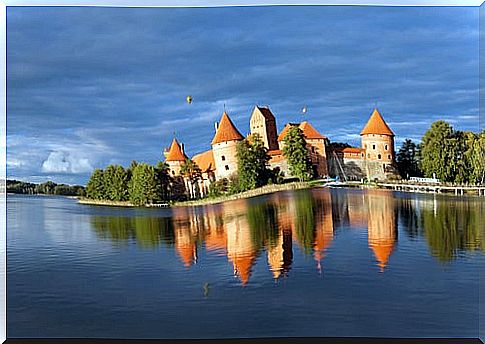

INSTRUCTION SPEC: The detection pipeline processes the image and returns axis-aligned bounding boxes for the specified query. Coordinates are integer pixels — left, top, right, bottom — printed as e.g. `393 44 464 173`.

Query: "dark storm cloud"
7 6 478 184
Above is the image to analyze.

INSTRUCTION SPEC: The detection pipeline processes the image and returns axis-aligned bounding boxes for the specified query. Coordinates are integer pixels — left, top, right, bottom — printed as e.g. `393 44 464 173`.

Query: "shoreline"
173 181 311 207
77 198 135 207
75 180 484 208
76 182 311 208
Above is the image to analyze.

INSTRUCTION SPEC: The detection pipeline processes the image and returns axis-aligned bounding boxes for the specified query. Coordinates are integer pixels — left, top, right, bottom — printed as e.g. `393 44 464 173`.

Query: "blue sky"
7 6 479 185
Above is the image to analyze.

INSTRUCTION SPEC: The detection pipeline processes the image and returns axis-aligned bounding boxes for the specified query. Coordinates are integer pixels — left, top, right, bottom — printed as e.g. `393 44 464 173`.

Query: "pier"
375 182 485 197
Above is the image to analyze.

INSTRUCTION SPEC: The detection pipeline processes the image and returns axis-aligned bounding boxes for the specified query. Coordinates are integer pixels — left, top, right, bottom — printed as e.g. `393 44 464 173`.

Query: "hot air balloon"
301 105 308 115
186 95 193 104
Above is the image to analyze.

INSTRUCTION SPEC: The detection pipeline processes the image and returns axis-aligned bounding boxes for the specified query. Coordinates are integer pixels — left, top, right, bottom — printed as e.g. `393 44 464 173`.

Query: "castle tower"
360 108 395 164
165 137 187 176
249 105 279 151
211 111 244 180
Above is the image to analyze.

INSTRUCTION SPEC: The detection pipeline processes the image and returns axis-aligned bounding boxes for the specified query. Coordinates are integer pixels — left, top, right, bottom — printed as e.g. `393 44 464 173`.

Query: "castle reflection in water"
91 189 483 285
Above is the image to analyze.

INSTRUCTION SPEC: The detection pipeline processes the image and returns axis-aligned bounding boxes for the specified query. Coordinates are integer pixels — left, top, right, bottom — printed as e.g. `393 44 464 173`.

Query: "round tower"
211 111 244 180
165 137 187 176
360 108 395 164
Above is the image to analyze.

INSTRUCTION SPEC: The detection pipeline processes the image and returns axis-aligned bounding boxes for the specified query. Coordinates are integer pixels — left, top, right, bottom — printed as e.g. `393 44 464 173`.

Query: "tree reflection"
247 201 279 250
91 216 175 248
422 199 484 262
293 190 316 254
397 197 421 239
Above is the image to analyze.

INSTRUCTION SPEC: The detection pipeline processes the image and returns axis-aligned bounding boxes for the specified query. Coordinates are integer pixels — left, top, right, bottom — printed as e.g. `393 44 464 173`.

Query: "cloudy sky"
7 6 479 185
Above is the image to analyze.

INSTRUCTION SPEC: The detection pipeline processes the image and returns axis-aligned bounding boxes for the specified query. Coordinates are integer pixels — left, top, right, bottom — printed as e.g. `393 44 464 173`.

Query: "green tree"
154 161 171 201
86 169 106 200
103 165 129 201
396 139 421 179
128 163 158 206
470 130 485 184
419 120 456 182
236 134 271 192
282 126 313 182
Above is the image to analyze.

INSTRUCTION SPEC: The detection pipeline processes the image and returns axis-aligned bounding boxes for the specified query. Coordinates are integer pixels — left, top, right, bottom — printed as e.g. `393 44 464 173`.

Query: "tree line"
7 179 85 196
85 161 176 206
396 120 485 184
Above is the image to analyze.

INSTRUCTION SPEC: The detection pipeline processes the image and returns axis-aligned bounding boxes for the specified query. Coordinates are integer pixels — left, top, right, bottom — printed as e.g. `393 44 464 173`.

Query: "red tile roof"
212 112 244 145
165 138 187 162
334 147 364 154
192 150 215 173
277 121 326 141
277 123 298 142
300 121 326 140
360 108 394 136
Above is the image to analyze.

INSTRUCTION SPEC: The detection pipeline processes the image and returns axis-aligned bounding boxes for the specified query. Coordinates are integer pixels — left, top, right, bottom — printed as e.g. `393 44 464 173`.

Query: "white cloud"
6 158 25 168
41 151 93 174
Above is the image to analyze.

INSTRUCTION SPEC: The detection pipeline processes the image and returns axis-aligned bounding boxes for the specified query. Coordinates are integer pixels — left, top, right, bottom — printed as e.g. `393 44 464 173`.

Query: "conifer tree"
396 139 421 179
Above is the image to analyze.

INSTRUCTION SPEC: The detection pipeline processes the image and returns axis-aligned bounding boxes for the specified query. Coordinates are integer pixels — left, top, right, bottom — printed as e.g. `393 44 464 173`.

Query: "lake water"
6 188 484 338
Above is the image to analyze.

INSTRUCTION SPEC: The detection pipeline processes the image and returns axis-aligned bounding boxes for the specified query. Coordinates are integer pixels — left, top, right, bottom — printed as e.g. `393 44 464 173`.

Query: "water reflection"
91 189 484 284
366 190 397 272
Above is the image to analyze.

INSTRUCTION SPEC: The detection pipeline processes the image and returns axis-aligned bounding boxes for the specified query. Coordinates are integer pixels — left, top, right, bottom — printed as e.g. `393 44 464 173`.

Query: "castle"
164 106 397 196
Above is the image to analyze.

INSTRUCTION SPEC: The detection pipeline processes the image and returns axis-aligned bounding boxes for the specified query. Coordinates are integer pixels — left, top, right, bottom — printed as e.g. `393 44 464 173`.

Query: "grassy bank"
78 198 135 207
174 182 310 207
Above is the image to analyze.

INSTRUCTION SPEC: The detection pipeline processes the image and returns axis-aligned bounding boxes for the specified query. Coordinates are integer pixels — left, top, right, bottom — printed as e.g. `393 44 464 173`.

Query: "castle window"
221 155 226 161
373 145 376 150
362 153 364 157
225 165 229 171
172 171 175 175
311 146 315 153
367 154 370 158
388 155 391 159
378 154 382 160
385 144 388 150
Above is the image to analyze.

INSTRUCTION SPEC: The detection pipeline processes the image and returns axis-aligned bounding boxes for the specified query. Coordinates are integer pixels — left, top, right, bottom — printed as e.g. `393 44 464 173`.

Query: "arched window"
373 145 376 150
388 155 391 159
225 165 229 171
385 144 388 150
378 154 381 160
221 155 226 161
